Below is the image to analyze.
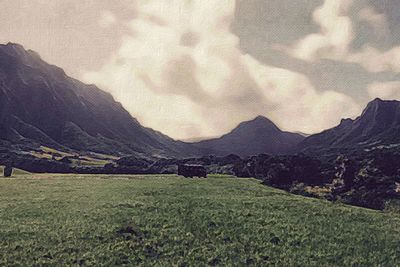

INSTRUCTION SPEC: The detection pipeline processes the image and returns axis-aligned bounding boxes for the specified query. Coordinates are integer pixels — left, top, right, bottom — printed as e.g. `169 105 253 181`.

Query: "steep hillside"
298 98 400 154
0 43 195 158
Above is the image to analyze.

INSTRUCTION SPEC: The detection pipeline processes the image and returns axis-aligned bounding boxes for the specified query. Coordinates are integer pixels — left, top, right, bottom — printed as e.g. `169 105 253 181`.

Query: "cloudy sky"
1 0 400 140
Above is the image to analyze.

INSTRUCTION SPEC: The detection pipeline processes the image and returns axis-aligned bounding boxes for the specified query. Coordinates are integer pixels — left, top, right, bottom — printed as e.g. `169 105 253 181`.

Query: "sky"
1 0 400 140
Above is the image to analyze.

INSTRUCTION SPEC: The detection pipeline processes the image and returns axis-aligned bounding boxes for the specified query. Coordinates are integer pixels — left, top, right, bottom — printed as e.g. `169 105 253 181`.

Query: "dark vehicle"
178 164 207 178
3 165 13 177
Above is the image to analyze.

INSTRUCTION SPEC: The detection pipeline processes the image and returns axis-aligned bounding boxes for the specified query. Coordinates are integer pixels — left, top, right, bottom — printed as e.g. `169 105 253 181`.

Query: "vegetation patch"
0 174 399 266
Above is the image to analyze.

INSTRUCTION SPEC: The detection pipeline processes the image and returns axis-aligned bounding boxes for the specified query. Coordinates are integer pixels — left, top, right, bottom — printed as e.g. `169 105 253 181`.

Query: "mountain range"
1 43 400 159
298 98 400 154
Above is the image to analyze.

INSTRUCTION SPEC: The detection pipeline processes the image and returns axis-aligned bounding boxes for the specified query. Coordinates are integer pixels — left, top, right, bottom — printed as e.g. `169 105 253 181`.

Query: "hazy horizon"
1 0 400 140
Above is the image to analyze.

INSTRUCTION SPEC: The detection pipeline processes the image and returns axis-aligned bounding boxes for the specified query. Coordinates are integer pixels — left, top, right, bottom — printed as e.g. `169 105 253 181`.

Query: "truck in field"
178 164 207 178
3 165 12 177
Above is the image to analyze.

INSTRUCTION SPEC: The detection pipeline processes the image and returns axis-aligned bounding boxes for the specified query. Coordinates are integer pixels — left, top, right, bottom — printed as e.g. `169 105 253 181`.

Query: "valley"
2 1 400 265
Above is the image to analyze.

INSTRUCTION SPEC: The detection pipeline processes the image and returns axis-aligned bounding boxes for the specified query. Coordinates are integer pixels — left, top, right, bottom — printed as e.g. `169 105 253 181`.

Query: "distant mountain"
298 98 400 154
0 43 196 158
193 116 305 157
181 136 220 143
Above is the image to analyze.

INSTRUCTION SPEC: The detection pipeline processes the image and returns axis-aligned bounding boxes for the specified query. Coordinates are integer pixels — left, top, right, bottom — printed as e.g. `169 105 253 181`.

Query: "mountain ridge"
193 115 305 157
0 43 313 158
3 43 400 160
297 98 400 154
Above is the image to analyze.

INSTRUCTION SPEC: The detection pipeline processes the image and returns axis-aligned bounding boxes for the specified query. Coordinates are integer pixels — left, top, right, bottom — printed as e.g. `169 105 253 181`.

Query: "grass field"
0 174 399 266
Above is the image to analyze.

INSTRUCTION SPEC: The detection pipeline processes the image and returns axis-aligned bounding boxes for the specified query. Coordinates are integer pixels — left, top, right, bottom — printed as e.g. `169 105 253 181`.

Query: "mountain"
298 98 400 154
0 43 196 158
193 116 305 157
10 42 397 161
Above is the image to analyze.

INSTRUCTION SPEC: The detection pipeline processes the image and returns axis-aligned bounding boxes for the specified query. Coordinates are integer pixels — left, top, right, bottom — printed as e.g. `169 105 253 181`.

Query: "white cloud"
343 6 400 74
99 11 117 28
288 0 354 62
84 0 361 140
245 55 361 133
348 45 400 73
368 81 400 100
358 6 388 36
284 0 400 77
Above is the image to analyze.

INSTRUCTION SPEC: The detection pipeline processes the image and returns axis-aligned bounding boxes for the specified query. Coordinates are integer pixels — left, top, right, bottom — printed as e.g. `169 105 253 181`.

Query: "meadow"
0 173 399 266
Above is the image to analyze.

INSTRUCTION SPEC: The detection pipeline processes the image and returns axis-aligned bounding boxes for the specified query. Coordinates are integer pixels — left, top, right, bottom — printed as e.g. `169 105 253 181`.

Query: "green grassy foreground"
0 174 399 266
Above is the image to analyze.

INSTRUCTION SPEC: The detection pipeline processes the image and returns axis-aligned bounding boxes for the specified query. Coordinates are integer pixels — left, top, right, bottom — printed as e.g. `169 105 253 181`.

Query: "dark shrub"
233 154 326 187
116 156 152 168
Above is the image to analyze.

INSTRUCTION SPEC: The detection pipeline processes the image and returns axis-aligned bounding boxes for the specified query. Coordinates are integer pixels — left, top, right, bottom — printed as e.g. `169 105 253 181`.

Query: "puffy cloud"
288 0 354 62
99 11 117 28
282 0 400 73
281 0 400 77
344 4 400 74
84 0 361 139
368 81 400 100
357 6 388 36
348 45 400 73
244 55 361 133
